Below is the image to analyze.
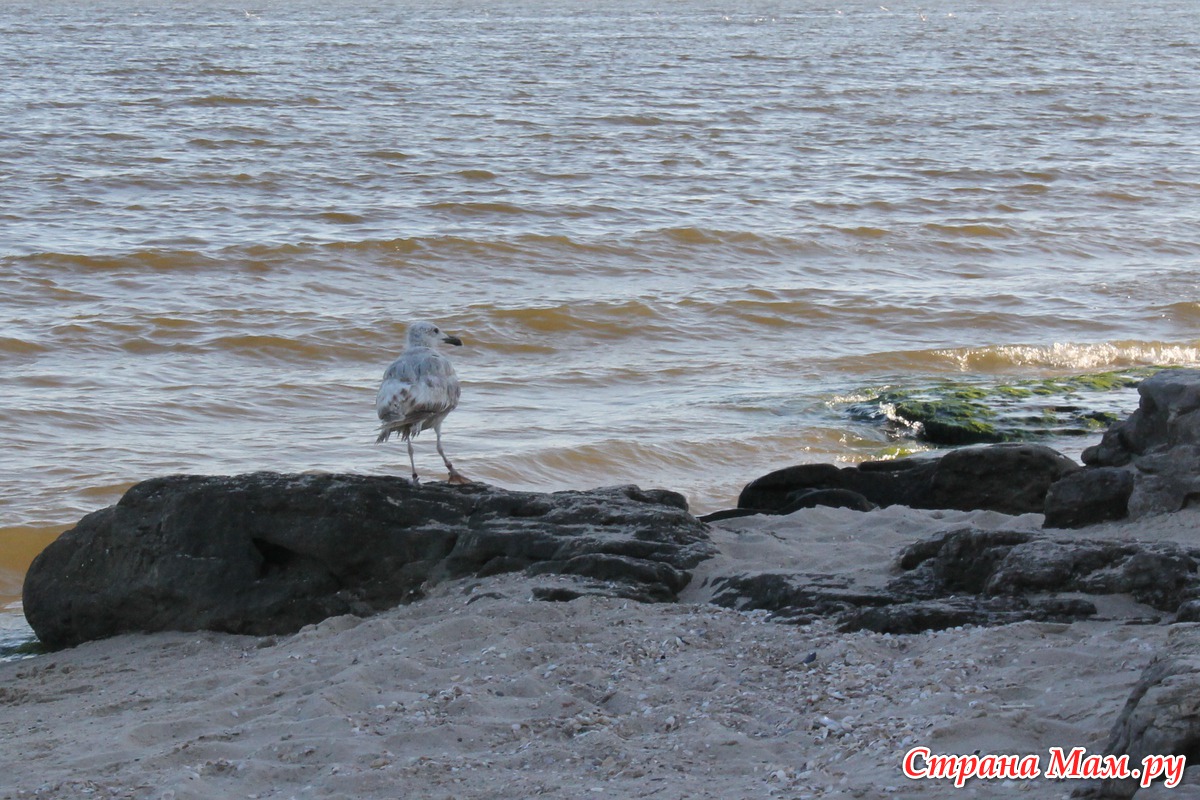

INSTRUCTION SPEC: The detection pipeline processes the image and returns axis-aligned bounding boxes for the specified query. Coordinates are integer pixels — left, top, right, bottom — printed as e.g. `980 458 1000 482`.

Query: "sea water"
2 0 1198 617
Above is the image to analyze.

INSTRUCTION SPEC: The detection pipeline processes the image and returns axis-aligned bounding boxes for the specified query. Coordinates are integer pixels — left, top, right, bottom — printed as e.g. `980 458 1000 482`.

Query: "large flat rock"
23 473 715 649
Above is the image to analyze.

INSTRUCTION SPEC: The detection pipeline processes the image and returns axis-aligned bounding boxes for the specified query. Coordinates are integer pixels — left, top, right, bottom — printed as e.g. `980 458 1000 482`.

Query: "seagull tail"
376 422 415 443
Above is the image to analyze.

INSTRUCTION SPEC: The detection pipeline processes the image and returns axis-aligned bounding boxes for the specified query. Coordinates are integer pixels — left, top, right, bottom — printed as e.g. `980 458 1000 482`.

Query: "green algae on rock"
846 368 1160 447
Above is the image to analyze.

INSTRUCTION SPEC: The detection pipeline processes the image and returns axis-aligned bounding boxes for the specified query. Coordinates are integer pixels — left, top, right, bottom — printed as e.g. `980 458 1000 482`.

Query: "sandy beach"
5 505 1197 800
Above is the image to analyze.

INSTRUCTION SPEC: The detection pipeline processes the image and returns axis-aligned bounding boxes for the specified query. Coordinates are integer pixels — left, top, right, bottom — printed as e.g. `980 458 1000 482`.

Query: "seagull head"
407 320 463 349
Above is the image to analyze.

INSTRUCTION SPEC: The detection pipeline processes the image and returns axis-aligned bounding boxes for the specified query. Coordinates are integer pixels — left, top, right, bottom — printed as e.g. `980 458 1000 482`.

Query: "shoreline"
4 504 1198 798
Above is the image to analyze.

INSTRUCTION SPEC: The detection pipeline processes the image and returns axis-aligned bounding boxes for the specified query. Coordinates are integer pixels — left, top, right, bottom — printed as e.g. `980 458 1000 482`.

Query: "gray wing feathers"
375 350 460 442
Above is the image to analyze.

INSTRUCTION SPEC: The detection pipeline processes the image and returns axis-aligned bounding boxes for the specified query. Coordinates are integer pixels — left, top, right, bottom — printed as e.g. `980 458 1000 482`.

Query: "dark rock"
1126 444 1200 518
878 393 1006 445
1044 467 1135 528
1084 369 1200 467
23 473 715 649
899 530 1200 613
528 579 663 604
1073 624 1200 799
926 444 1080 515
700 489 877 522
886 396 1006 445
704 527 1200 634
780 488 877 513
697 507 774 523
737 463 854 511
839 596 1097 635
1074 550 1200 611
839 599 985 634
738 443 1076 516
1176 600 1200 623
889 529 1036 598
708 572 895 624
532 587 589 602
1050 369 1200 525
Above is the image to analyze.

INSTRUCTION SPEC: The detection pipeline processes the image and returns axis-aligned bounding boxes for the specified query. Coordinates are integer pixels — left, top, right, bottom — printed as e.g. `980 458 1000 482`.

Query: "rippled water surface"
3 0 1200 610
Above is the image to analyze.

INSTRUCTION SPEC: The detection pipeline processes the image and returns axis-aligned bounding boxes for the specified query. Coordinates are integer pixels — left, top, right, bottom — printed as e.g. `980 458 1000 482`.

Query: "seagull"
375 320 467 484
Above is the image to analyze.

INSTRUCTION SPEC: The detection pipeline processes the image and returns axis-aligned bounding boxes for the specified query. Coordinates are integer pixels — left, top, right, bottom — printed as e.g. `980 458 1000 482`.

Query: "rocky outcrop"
706 529 1200 634
734 370 1200 527
1046 369 1200 527
1084 369 1200 467
22 474 715 649
735 443 1078 517
891 530 1199 612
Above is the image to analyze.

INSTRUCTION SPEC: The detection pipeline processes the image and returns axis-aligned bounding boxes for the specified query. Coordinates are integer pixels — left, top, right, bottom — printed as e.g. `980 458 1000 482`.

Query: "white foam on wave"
934 341 1200 372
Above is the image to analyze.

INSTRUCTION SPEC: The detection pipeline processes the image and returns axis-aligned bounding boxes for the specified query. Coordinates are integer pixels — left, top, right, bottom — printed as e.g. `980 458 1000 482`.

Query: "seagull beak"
442 334 463 347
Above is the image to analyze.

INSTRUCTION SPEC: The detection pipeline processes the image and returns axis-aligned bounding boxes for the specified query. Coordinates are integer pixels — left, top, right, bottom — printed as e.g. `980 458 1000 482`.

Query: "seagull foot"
447 471 471 485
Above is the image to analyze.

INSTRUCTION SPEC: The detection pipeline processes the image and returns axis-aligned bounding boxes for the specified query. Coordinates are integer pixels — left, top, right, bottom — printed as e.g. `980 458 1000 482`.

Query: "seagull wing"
375 350 460 441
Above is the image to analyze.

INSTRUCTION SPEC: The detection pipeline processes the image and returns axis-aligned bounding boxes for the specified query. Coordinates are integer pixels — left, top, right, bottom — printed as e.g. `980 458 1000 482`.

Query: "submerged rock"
737 443 1077 516
23 474 715 649
846 371 1144 447
872 390 1007 445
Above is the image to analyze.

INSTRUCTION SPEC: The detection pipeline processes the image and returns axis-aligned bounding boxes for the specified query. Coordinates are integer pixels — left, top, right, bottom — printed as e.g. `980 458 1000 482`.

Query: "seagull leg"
435 422 468 484
406 436 420 485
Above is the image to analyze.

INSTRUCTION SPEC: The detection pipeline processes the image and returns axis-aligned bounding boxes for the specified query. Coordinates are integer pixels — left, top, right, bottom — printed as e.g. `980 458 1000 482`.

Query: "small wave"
836 226 890 239
1158 302 1200 323
468 299 667 337
181 95 277 107
1095 190 1146 203
188 137 272 150
203 333 337 360
923 222 1017 239
456 169 497 180
426 201 536 216
677 293 834 328
24 249 222 272
320 237 423 254
651 227 820 254
831 341 1200 376
0 336 48 356
234 233 630 263
321 234 574 257
363 149 412 161
316 211 367 224
596 114 671 126
731 51 790 61
198 66 258 77
466 427 901 514
934 341 1200 372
